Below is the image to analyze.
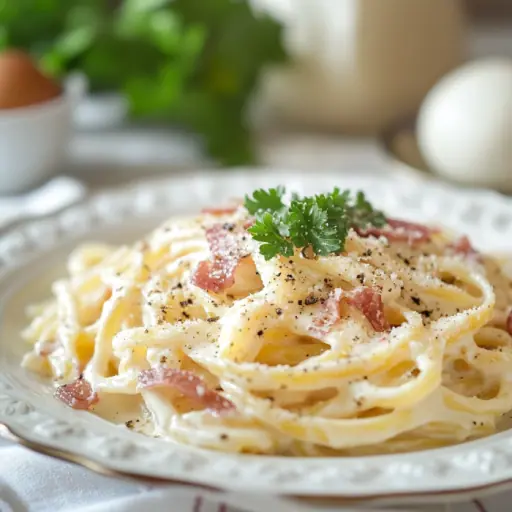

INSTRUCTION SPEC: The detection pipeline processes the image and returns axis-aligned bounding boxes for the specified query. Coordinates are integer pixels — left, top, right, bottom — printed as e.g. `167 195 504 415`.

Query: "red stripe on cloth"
193 496 203 512
474 499 488 512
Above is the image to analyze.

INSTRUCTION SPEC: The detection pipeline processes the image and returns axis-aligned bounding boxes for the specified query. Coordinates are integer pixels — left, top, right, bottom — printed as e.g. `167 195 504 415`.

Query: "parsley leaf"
248 211 293 259
314 187 350 212
244 187 385 260
348 191 387 229
314 187 350 249
244 186 286 218
288 199 341 256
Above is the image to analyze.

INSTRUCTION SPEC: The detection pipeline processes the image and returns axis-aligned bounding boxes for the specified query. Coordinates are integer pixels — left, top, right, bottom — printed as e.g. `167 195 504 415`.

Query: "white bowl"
0 95 72 194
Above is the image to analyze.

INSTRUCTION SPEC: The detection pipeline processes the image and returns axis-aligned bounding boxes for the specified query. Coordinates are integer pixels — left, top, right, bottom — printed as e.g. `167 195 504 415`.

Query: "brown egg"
0 49 61 110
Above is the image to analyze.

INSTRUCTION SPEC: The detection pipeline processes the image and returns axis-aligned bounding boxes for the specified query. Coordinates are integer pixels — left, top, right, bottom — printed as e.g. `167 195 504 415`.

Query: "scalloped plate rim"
2 170 512 502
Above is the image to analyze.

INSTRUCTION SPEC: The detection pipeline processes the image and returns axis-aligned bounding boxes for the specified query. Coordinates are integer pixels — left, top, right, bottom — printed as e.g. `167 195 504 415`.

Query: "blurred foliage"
0 0 287 165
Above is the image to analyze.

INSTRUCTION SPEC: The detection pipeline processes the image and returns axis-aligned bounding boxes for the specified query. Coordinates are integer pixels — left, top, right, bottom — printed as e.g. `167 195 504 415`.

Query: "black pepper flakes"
257 330 264 337
304 295 318 306
223 222 236 232
411 296 421 306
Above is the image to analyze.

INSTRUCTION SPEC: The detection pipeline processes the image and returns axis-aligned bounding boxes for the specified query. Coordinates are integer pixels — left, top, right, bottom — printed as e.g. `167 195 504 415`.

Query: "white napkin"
0 438 230 512
0 177 87 231
0 437 506 512
0 439 374 512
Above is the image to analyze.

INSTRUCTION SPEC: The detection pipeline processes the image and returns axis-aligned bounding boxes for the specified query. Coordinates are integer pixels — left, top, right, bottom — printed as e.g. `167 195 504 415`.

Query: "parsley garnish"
244 186 286 218
287 199 340 256
244 187 386 260
248 211 293 259
349 191 387 229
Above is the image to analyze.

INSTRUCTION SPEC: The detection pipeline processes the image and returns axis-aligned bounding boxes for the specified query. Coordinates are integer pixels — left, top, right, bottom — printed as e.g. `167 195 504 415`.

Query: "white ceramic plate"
3 170 512 505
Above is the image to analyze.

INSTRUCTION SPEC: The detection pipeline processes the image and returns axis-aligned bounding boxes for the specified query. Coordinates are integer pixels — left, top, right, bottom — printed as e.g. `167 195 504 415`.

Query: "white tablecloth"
0 438 234 512
0 434 509 512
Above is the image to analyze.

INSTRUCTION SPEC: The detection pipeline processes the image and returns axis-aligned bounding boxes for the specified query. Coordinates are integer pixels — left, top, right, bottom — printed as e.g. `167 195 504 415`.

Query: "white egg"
417 58 512 190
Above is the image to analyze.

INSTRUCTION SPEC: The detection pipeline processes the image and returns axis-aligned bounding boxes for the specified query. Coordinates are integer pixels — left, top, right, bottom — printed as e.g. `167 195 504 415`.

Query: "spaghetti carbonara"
21 194 512 455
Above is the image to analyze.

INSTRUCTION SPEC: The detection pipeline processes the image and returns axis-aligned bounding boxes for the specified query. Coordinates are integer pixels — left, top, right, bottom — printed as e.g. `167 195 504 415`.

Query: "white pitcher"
254 0 467 133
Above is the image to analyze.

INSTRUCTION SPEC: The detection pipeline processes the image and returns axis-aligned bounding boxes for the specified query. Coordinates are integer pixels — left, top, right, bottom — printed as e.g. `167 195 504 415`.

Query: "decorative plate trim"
3 170 512 501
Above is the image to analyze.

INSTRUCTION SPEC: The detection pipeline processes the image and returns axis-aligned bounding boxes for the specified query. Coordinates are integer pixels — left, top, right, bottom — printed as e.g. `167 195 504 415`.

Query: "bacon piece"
346 287 390 332
311 289 343 335
138 368 235 414
311 287 389 335
448 235 479 258
243 218 255 230
355 218 434 244
191 224 247 293
201 206 238 216
55 377 98 410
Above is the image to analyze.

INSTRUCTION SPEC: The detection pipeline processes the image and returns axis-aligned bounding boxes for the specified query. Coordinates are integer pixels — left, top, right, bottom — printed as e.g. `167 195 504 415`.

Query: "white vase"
254 0 467 133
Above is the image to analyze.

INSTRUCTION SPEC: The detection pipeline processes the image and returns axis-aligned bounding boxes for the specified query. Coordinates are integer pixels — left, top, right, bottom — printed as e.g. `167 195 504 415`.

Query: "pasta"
21 198 512 456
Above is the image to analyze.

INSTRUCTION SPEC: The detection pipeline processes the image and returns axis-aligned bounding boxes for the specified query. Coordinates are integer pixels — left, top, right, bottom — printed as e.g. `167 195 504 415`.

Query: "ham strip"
191 224 247 293
55 377 98 410
311 289 343 335
138 368 235 414
356 218 434 244
311 287 389 335
201 206 238 216
448 236 479 257
346 287 390 332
